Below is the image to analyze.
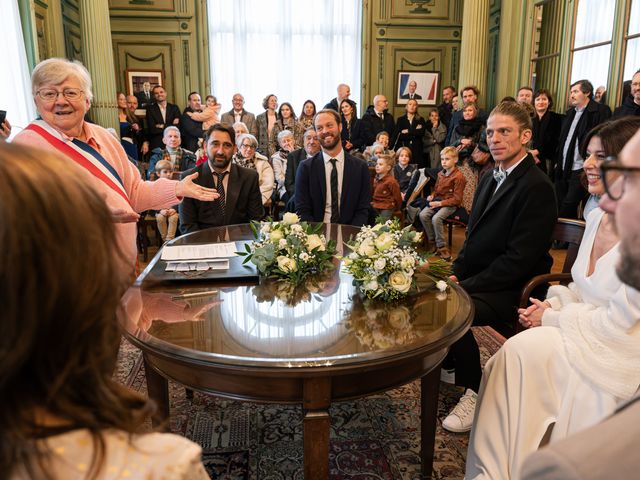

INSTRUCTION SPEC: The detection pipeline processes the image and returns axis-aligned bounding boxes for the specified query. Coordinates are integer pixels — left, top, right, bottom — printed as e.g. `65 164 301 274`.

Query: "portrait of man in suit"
179 124 263 233
294 109 371 227
400 80 423 100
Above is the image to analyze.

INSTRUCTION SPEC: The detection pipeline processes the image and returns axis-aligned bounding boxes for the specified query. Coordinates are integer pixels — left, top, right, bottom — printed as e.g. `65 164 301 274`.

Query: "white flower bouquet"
237 213 337 286
342 218 451 301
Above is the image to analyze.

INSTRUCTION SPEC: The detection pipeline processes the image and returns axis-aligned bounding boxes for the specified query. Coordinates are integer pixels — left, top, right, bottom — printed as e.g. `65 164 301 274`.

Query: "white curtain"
207 0 362 117
2 1 36 140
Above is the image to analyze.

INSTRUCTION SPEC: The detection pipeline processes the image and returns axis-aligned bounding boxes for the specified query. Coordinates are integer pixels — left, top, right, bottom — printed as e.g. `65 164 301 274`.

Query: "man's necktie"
330 158 340 223
493 169 507 191
214 171 227 218
378 112 384 120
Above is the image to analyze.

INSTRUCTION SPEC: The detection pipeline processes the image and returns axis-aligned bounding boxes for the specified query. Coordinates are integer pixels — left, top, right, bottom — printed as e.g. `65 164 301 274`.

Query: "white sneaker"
442 388 477 433
440 367 455 384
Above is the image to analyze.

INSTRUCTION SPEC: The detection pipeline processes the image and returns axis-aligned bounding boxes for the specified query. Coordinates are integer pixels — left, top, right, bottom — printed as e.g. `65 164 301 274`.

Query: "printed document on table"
161 242 237 261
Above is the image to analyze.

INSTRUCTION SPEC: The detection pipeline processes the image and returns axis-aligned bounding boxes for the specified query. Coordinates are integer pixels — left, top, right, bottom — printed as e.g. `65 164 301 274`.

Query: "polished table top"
121 224 472 371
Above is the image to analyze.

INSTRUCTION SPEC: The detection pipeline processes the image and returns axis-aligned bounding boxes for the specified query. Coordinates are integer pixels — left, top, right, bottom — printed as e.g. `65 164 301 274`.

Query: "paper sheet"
161 242 237 261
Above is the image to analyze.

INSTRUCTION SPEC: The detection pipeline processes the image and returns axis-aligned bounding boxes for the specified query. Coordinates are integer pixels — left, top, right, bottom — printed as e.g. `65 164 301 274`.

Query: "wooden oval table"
120 224 473 479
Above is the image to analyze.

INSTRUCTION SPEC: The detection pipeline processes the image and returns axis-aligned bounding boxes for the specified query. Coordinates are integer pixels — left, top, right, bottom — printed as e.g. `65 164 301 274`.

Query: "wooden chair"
136 211 163 262
515 218 586 334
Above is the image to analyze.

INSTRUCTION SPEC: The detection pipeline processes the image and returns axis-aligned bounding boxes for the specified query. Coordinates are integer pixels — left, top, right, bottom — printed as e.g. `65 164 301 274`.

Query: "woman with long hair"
269 102 305 157
117 91 142 161
0 142 209 479
299 99 317 129
340 98 365 153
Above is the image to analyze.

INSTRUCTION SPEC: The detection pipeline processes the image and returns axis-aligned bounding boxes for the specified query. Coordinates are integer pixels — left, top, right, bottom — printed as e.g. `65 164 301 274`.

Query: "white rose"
375 232 394 251
357 238 375 256
260 223 271 234
282 212 300 225
306 234 325 251
276 255 297 273
436 280 448 292
291 224 303 233
363 279 379 291
269 229 284 242
389 271 411 293
279 238 288 249
400 255 415 270
373 258 386 271
299 252 310 262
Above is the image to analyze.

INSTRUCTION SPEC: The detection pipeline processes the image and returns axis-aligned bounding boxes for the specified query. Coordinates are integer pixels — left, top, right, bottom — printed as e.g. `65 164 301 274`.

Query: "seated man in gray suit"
220 93 258 137
179 124 263 233
520 128 640 480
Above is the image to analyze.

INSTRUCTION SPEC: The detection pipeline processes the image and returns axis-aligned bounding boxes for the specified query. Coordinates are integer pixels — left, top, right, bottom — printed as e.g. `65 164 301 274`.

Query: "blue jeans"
418 205 456 248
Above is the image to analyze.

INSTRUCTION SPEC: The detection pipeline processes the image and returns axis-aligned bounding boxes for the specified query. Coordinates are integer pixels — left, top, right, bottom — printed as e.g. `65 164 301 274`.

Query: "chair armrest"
519 273 572 308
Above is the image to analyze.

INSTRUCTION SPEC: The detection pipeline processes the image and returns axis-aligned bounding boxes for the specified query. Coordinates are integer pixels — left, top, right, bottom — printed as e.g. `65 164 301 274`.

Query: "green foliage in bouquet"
237 213 337 286
342 218 451 301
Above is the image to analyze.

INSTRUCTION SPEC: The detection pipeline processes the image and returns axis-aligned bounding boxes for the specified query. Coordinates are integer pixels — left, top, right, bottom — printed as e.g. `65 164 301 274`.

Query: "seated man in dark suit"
179 124 264 233
295 109 371 226
400 80 423 100
284 127 320 203
146 85 182 151
441 101 557 433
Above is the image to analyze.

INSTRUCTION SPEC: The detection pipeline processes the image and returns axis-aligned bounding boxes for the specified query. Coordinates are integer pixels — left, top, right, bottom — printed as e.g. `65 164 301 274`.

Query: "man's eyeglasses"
36 88 85 102
601 157 640 201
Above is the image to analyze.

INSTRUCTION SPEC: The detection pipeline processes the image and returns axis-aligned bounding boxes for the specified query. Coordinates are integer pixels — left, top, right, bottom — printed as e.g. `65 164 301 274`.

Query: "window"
569 0 616 88
2 0 36 140
622 0 640 81
207 0 362 117
529 1 562 94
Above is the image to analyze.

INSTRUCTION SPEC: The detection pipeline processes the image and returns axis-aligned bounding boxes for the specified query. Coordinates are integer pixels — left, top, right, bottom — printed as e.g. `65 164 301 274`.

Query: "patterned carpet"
115 327 505 479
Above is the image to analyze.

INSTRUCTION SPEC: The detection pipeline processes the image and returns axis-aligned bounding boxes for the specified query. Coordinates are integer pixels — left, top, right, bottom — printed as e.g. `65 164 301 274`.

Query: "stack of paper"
161 242 237 272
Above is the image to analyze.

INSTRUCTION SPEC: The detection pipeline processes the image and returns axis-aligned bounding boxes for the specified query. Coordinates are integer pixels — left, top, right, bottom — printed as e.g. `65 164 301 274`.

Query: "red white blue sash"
25 120 131 205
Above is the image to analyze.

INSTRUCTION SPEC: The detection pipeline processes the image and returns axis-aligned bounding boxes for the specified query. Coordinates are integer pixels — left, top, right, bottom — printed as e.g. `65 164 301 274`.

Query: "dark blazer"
453 154 557 295
294 151 371 227
146 102 182 151
285 148 308 198
400 93 422 100
135 90 154 109
556 99 611 179
445 108 488 146
341 117 366 152
180 107 204 153
360 106 395 146
532 110 563 174
179 162 264 234
393 114 426 165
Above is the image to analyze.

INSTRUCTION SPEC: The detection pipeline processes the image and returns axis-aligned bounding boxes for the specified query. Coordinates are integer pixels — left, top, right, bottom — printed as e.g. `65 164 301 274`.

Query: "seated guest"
418 146 466 260
234 133 274 208
285 127 320 200
363 142 386 167
470 133 495 182
186 94 221 130
340 98 365 153
271 130 296 205
295 109 371 226
117 91 141 161
0 141 209 479
147 126 196 180
221 93 258 136
393 99 426 167
450 101 484 160
299 99 317 129
269 102 305 157
393 147 417 199
363 131 394 163
233 121 249 138
256 93 278 156
146 85 181 151
441 102 557 434
466 116 640 480
153 160 180 242
530 89 563 176
424 108 447 168
371 153 402 220
180 91 204 153
180 124 264 233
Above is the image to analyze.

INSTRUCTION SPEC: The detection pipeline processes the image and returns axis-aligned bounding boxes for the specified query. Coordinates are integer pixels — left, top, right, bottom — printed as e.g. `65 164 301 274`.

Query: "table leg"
143 354 170 429
421 366 441 480
303 377 331 480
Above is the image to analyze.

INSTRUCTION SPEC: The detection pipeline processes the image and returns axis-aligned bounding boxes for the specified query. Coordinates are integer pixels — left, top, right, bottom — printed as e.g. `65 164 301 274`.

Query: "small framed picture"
396 71 440 106
125 69 164 97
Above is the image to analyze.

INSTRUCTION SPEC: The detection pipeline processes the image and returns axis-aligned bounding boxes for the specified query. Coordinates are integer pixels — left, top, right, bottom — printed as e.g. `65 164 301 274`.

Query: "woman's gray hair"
233 121 248 133
277 129 294 145
31 58 93 101
237 133 258 149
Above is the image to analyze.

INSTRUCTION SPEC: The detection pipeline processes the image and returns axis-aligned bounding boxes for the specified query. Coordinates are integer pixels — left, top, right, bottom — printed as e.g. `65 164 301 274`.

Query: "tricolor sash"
25 120 131 205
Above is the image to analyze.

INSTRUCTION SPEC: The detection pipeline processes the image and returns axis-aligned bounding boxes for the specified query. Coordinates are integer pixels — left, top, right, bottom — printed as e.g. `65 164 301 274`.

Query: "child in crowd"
393 147 417 200
154 160 180 242
364 142 386 166
418 146 466 261
363 130 394 164
371 154 402 220
187 95 221 130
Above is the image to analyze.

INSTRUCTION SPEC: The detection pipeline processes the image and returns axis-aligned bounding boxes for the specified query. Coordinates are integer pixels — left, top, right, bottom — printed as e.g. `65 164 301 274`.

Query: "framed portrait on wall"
125 69 164 96
396 71 439 106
